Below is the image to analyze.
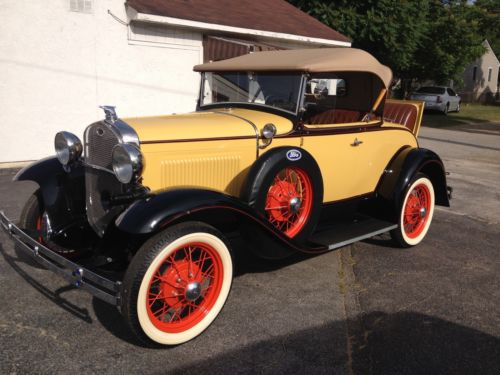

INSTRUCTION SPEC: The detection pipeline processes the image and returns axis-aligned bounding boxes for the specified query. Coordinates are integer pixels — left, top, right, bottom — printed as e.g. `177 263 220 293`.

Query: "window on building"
70 0 92 13
472 66 477 81
488 67 493 82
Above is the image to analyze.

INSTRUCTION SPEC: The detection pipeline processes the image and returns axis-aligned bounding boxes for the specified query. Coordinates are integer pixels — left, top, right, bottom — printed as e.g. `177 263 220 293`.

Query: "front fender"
14 156 86 228
115 188 326 259
377 147 450 210
115 188 252 234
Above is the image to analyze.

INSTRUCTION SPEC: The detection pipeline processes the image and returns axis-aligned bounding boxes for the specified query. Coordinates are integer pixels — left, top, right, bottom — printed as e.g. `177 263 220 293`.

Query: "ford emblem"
286 149 302 161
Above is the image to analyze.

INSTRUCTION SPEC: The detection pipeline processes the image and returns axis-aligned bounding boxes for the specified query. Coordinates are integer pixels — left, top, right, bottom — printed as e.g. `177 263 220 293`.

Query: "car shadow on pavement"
351 311 500 375
0 243 92 323
362 234 402 249
171 311 500 375
91 297 153 348
90 247 322 349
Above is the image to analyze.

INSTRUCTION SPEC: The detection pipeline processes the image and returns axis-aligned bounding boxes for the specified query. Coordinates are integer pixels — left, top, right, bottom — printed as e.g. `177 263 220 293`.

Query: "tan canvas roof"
194 48 393 87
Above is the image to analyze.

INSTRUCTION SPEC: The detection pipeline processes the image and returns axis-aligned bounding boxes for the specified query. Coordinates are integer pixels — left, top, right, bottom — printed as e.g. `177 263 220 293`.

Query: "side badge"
286 149 302 161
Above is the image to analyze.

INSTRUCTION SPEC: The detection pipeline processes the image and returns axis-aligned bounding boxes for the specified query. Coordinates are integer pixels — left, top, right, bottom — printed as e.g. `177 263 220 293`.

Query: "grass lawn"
422 104 500 128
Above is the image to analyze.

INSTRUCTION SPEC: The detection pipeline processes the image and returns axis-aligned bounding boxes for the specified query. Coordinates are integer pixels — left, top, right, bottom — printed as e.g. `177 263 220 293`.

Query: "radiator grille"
84 122 124 236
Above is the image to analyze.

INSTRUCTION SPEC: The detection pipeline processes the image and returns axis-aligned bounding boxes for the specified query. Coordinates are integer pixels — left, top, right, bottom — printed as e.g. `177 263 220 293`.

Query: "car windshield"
200 72 302 113
416 87 445 94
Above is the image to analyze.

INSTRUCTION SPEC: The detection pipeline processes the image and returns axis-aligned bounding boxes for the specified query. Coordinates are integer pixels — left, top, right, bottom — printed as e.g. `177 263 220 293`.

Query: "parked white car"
410 86 461 115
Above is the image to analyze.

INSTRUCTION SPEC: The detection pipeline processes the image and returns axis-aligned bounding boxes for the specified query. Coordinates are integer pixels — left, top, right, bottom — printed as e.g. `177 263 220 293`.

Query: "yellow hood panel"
123 108 294 143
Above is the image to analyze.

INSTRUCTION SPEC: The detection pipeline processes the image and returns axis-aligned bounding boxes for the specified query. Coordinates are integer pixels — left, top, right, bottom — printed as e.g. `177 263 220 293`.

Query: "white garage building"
0 0 350 164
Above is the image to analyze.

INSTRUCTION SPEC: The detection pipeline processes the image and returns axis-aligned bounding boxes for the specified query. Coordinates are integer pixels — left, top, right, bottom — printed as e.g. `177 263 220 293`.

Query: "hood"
123 108 294 143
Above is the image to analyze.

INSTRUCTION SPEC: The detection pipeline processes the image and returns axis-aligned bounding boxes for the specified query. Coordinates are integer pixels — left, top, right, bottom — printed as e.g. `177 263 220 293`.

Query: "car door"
300 75 419 203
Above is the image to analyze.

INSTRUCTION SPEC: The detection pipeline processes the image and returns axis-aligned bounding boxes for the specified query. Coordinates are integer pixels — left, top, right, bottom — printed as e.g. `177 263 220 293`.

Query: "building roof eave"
128 10 352 47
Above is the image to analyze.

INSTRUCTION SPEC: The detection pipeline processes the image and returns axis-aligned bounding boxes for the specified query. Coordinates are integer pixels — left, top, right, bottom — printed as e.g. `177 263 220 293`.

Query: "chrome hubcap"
419 207 427 218
289 197 302 214
185 282 202 301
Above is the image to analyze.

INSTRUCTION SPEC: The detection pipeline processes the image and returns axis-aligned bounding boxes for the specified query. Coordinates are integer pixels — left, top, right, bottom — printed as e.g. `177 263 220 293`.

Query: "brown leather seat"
383 102 418 132
307 109 361 125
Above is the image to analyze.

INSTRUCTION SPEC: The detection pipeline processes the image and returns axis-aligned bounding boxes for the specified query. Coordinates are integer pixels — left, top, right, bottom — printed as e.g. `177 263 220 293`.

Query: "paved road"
0 124 499 374
0 172 348 374
345 124 500 374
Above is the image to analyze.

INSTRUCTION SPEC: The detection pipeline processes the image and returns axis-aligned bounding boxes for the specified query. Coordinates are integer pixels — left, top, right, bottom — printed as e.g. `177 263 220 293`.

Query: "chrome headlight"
54 131 83 165
112 144 144 184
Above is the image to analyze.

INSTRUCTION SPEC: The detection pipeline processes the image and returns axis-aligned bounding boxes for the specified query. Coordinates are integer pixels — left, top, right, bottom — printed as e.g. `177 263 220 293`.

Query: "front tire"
391 175 435 247
121 222 233 346
19 190 80 256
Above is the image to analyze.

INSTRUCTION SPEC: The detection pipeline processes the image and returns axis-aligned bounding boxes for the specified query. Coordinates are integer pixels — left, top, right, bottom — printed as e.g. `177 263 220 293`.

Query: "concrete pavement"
344 124 500 374
0 170 349 374
0 123 499 373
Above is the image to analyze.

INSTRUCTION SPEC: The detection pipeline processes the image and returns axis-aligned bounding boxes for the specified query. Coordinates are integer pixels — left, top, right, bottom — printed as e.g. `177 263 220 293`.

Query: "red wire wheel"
265 167 313 238
145 242 224 333
391 175 435 247
36 214 45 244
123 223 233 345
403 183 431 239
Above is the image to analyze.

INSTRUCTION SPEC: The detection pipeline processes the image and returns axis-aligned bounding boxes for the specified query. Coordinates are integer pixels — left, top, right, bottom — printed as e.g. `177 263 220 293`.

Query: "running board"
310 216 397 251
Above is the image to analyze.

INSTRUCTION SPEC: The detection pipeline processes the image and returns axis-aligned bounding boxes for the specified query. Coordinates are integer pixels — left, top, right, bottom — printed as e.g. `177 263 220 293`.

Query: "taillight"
436 96 442 103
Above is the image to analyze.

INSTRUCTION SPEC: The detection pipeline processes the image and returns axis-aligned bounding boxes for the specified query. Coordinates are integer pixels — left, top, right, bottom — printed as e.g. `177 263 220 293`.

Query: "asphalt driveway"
0 123 499 374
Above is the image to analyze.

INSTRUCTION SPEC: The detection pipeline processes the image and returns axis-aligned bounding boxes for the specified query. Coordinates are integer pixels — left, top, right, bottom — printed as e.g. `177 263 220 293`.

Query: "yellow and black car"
0 48 451 345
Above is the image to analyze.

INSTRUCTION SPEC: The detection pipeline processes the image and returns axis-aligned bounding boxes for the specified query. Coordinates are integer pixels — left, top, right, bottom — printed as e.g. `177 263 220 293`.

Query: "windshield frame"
197 72 307 117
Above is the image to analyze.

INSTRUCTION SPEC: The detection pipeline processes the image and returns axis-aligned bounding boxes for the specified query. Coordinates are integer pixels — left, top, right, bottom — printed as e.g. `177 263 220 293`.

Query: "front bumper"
0 211 121 306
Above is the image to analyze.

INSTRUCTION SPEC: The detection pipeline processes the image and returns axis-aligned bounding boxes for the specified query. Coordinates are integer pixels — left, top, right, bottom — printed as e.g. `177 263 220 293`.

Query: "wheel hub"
289 197 302 214
185 282 202 301
419 207 427 218
159 259 203 306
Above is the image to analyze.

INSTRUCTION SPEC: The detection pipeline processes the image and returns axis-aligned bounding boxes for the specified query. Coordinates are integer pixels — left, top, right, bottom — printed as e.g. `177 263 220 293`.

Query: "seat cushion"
384 102 418 132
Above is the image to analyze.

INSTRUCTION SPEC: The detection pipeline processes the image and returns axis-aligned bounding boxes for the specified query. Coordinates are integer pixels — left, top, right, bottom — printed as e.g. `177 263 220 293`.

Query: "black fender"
115 188 326 259
241 146 324 243
14 156 86 229
241 146 323 205
377 147 450 217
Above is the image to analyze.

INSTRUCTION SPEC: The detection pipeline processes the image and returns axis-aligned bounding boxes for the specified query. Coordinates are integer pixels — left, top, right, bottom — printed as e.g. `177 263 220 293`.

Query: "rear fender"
377 147 450 216
14 157 86 228
115 188 326 259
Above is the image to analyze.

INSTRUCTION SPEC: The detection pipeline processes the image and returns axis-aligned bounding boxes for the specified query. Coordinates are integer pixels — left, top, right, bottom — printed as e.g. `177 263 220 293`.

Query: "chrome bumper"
0 211 121 306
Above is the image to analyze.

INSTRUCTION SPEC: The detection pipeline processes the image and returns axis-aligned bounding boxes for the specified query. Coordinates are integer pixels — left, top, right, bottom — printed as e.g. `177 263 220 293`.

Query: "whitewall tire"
121 222 233 346
391 175 435 247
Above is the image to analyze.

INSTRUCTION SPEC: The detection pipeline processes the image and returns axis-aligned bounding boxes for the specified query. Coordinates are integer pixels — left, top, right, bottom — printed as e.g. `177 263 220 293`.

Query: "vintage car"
0 48 451 346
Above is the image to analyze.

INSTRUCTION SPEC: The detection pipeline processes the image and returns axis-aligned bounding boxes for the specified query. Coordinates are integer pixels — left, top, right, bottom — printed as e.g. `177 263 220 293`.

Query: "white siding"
0 1 203 162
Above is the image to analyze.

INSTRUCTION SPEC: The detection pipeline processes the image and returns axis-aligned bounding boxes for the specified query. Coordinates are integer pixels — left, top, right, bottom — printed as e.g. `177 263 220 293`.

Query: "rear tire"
390 174 435 247
121 222 233 346
443 104 449 115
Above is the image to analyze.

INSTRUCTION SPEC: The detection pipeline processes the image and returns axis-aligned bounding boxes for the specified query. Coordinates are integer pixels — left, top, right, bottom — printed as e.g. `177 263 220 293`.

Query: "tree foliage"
475 0 500 56
289 0 491 86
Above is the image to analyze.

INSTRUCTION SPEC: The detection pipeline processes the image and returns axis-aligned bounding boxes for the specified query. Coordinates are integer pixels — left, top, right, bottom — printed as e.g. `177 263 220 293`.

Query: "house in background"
461 40 500 103
0 0 350 163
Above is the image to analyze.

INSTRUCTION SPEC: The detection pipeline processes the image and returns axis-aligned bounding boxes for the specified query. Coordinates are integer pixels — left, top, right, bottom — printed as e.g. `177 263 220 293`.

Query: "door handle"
351 138 363 147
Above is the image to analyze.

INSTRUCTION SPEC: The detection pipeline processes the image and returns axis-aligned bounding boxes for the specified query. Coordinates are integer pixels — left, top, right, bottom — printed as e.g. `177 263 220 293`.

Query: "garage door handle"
351 138 363 146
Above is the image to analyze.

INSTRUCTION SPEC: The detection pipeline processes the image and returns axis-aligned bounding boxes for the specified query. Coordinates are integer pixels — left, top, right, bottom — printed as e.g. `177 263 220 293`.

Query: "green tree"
290 0 429 78
475 0 500 55
289 0 486 89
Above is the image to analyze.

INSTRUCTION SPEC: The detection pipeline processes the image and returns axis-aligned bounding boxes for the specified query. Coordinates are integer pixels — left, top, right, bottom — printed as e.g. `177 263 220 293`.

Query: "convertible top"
194 48 393 87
